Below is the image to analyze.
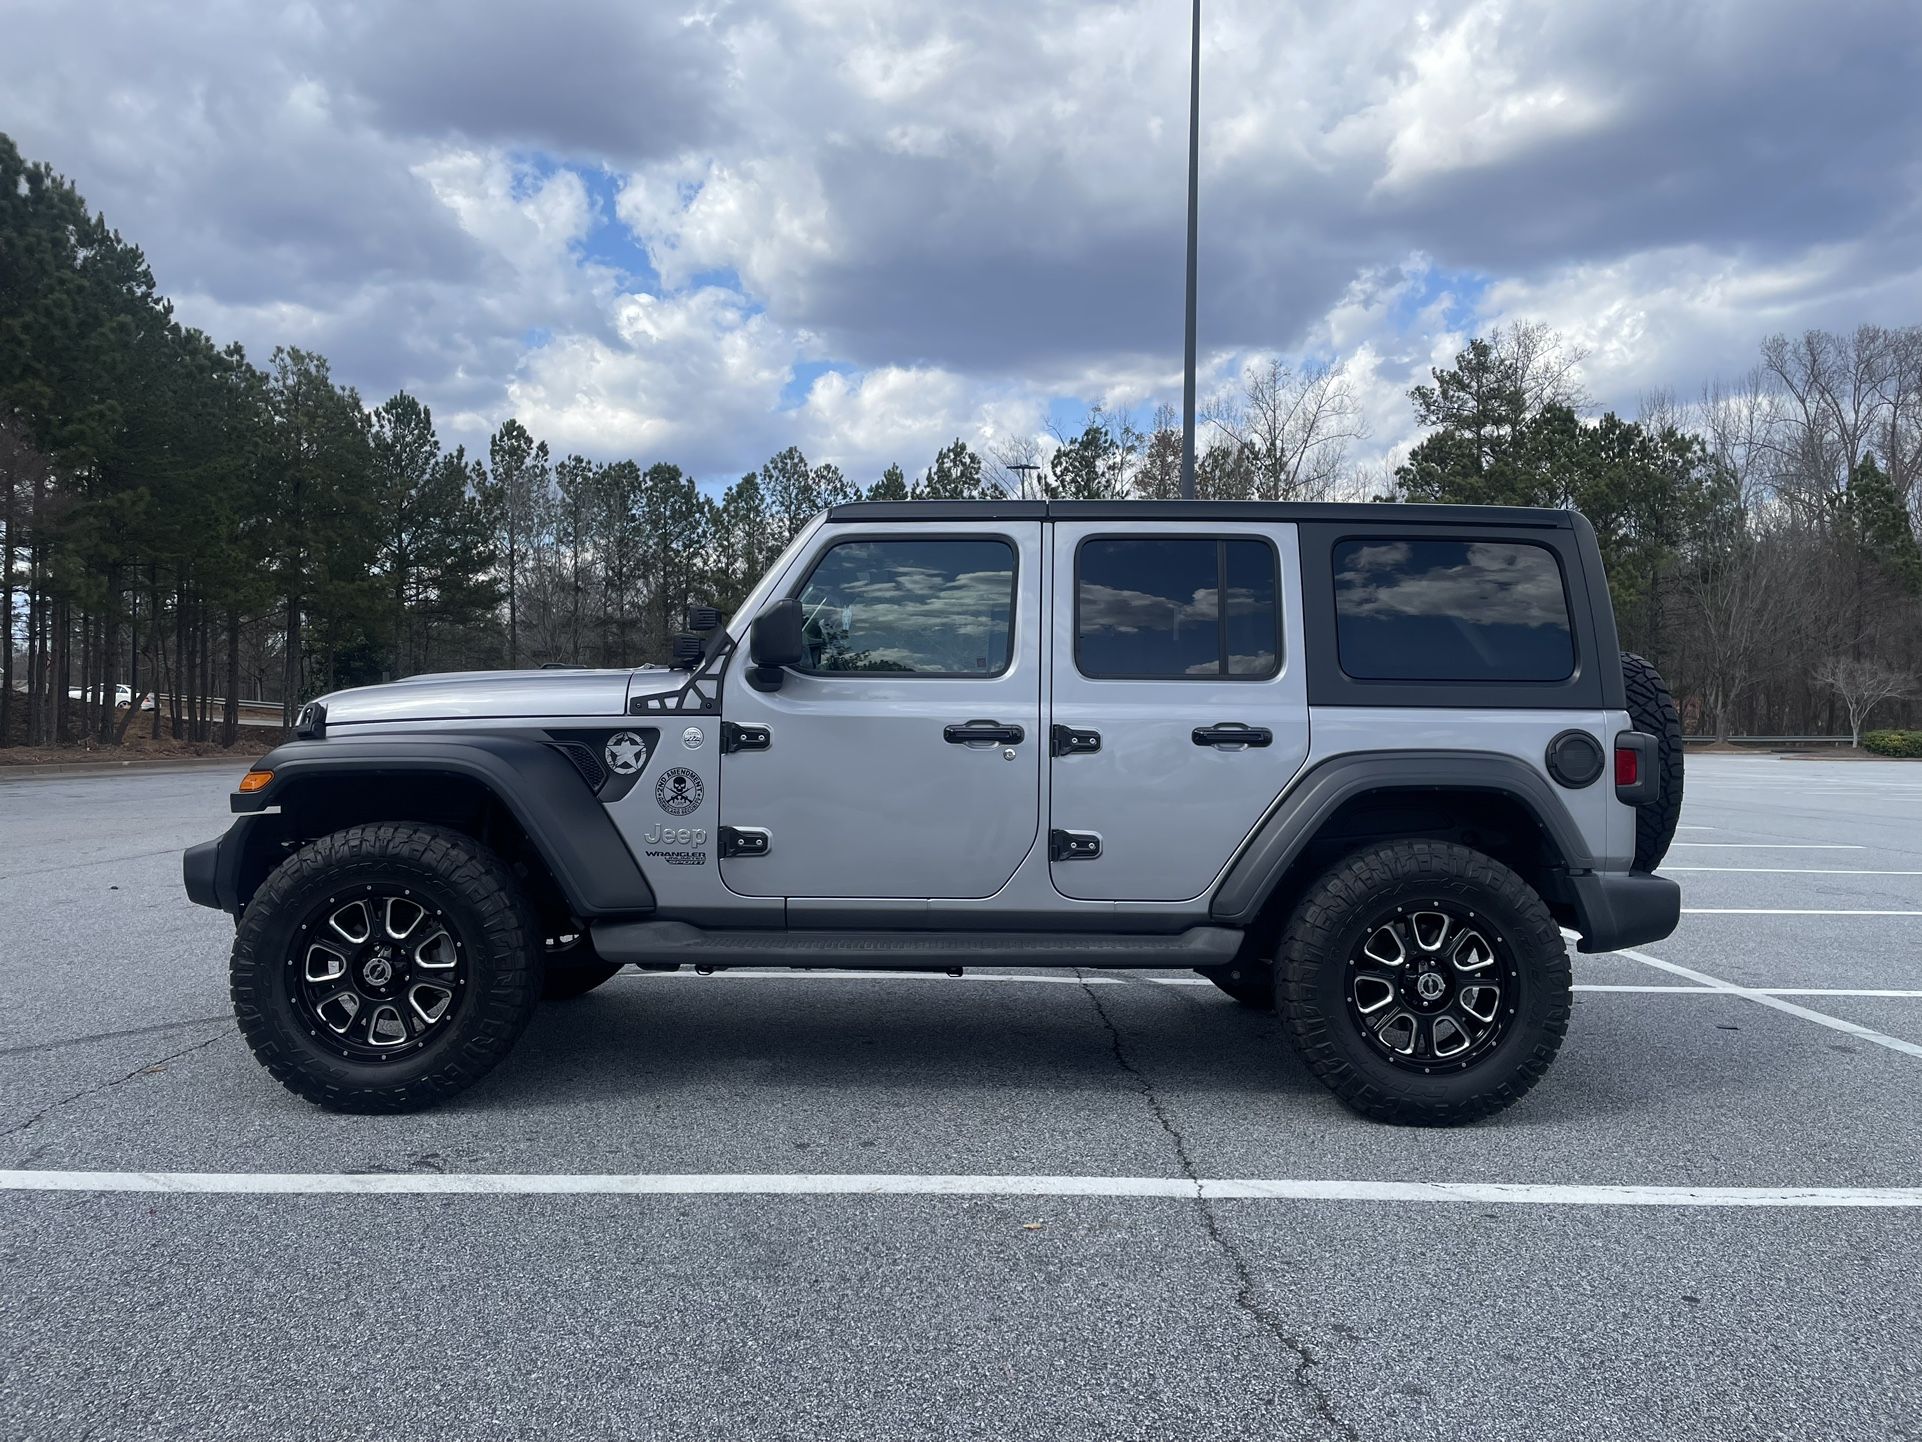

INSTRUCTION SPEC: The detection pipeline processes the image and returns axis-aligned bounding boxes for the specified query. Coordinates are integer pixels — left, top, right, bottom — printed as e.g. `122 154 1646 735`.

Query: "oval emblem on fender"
604 732 649 776
682 726 704 750
654 766 704 816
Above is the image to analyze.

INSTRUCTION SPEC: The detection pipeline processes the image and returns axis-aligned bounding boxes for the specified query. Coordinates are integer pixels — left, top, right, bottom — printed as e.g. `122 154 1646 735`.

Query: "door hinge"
1049 829 1102 861
718 826 771 858
1050 724 1101 757
721 721 771 754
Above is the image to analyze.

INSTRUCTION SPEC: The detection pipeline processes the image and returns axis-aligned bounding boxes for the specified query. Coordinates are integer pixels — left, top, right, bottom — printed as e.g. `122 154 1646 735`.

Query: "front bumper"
182 836 222 910
181 814 283 916
1568 870 1681 954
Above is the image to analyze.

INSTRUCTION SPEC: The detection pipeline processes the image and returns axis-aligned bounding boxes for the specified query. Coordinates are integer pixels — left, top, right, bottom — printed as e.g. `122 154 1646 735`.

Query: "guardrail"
1682 735 1857 747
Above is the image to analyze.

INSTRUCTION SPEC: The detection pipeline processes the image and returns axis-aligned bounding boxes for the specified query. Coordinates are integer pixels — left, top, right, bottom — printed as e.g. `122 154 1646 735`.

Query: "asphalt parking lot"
2 755 1919 1441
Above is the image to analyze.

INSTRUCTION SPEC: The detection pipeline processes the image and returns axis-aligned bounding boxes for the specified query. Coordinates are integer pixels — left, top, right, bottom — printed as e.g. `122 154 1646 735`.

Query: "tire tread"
1621 650 1685 872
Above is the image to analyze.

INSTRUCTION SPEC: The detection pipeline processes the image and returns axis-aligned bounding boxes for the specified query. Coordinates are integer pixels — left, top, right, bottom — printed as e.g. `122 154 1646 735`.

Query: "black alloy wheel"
1345 903 1516 1072
291 885 468 1060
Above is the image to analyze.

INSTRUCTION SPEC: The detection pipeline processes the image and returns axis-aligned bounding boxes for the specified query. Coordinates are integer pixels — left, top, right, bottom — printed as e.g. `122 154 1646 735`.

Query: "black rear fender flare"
1210 751 1597 925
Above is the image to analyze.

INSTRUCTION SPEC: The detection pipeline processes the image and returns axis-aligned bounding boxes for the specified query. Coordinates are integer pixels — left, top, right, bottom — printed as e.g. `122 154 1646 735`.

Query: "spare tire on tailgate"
1621 651 1684 871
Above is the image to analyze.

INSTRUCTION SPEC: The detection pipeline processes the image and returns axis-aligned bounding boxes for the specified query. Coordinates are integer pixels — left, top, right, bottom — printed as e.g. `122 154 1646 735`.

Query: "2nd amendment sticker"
654 766 703 816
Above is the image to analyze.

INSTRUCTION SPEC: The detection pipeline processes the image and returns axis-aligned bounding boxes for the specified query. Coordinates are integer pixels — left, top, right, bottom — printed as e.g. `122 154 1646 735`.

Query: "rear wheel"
1276 840 1571 1126
1621 650 1684 871
231 823 542 1113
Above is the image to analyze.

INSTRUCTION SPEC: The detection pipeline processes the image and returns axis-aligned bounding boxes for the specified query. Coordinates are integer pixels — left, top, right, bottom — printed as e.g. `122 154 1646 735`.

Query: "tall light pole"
1179 0 1201 500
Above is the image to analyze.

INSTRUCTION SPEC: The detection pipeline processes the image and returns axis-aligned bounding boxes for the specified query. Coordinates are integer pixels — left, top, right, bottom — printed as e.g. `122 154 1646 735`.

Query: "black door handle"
1193 724 1273 748
945 720 1025 745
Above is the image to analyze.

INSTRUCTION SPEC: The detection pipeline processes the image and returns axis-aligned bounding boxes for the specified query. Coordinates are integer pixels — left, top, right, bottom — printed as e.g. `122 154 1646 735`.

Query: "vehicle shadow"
473 974 1331 1113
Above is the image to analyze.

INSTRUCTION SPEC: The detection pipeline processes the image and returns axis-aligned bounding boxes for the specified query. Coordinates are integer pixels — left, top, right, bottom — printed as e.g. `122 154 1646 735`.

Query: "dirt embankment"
2 698 287 767
0 732 281 768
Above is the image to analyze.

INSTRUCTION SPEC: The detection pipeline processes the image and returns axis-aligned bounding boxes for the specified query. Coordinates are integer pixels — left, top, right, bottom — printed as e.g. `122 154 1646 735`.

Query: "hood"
316 667 654 726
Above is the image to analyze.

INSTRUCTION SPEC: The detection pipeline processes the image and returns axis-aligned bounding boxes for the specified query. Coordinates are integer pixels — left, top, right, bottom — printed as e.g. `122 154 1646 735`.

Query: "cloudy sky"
6 0 1920 486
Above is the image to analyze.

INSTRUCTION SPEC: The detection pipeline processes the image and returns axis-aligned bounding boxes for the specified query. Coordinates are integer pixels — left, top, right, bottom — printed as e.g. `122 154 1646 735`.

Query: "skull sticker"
654 767 704 816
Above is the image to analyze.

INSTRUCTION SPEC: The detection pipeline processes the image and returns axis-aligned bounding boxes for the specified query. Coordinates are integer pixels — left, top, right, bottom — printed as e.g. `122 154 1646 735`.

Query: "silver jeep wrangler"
185 501 1683 1123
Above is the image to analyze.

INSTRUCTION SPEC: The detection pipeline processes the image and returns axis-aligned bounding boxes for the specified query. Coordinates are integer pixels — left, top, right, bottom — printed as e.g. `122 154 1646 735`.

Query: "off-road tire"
1621 650 1684 871
231 823 542 1113
542 959 626 1000
1196 958 1275 1010
1277 840 1571 1126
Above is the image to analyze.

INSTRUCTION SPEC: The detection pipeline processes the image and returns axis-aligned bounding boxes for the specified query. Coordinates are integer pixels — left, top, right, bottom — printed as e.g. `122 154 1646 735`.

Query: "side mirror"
748 598 805 689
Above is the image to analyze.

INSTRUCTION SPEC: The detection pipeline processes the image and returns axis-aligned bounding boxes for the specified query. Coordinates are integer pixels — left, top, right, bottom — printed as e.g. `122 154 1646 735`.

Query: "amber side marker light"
237 769 274 794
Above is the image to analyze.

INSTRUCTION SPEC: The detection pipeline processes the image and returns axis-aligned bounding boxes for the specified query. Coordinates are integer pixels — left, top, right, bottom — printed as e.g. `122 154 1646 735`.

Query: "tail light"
1613 732 1657 805
1614 745 1639 788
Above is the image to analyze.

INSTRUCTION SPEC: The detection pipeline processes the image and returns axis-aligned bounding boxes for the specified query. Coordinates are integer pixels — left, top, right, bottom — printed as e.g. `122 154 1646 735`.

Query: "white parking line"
1572 985 1922 997
1665 868 1922 875
1682 909 1922 916
1668 843 1866 850
2 1169 1918 1207
1571 936 1922 1061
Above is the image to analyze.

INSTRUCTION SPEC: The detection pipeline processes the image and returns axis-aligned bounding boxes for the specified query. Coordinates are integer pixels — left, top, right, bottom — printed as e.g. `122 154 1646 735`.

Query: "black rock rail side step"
590 920 1242 971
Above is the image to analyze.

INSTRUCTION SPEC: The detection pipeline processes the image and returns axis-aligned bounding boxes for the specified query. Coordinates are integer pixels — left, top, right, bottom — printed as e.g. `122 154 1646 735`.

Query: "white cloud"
1356 4 1619 193
1477 240 1922 415
503 288 795 464
3 0 1918 487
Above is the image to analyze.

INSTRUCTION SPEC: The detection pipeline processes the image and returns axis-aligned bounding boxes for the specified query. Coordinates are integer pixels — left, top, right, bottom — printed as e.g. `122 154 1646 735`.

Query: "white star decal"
604 733 648 775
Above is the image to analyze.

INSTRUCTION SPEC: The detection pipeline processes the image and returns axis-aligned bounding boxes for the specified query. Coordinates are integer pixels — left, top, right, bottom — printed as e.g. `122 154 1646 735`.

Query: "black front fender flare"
208 735 655 917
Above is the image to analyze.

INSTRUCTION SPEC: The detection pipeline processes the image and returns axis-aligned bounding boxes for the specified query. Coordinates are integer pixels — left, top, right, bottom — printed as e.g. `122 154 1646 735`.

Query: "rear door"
719 521 1043 899
1047 521 1309 901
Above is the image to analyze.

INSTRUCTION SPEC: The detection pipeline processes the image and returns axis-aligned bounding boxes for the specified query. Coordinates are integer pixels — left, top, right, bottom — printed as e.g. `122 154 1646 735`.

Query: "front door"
1047 521 1311 901
719 522 1043 899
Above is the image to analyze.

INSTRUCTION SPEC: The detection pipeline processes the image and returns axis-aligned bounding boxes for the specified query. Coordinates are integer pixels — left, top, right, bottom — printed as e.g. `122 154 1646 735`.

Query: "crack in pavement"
0 844 207 881
1 1030 232 1140
0 1015 234 1060
1076 971 1358 1442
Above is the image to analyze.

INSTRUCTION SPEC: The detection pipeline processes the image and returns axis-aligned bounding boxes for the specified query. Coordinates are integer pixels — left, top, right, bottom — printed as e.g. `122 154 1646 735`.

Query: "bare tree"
1812 655 1917 746
1203 356 1365 501
1136 402 1183 500
1679 506 1805 741
1874 325 1922 517
1699 369 1786 508
984 433 1045 499
1496 319 1590 414
1761 327 1899 507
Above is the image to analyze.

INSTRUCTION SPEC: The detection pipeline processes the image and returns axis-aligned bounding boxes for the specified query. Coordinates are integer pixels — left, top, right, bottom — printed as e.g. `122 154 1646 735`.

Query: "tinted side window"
1331 539 1573 682
795 538 1016 675
1077 538 1280 679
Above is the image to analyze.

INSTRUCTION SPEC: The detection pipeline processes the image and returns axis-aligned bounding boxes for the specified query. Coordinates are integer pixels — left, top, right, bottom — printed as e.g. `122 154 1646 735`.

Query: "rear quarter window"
1331 539 1574 683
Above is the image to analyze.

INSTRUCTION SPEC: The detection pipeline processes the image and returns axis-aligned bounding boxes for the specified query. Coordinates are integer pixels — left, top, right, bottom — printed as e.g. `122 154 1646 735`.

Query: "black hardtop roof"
824 499 1577 528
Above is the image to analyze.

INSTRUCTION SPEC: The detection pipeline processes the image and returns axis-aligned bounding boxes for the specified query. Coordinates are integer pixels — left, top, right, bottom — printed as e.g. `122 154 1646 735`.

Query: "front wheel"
230 823 542 1113
1276 840 1571 1126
